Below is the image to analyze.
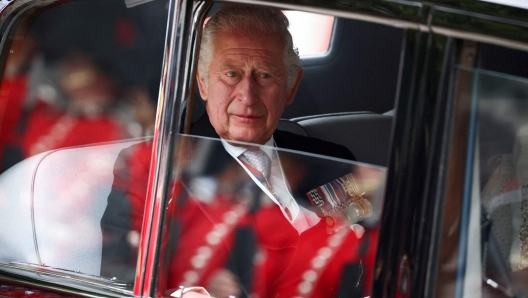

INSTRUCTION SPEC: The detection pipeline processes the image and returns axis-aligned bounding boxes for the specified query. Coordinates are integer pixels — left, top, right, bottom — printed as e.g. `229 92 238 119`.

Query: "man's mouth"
232 114 262 121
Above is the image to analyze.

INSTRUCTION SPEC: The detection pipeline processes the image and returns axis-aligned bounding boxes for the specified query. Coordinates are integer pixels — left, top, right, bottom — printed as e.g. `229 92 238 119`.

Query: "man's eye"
227 71 237 77
259 73 270 78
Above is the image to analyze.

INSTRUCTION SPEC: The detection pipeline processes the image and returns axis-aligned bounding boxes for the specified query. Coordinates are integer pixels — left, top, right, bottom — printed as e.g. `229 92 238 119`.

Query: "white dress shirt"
221 137 320 233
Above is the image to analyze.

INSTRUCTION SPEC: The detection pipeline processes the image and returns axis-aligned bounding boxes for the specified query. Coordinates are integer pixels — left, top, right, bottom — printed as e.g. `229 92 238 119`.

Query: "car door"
3 0 528 297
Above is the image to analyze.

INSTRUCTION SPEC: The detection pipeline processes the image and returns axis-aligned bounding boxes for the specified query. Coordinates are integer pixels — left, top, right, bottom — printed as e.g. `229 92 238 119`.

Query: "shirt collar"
221 137 275 160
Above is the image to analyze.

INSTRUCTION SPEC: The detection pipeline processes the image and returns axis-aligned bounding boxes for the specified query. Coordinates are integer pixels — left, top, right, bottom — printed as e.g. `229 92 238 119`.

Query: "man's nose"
235 75 258 105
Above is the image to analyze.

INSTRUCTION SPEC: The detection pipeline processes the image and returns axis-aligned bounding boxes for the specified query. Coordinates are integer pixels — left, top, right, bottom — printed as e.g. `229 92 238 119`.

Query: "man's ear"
286 67 303 106
196 72 208 101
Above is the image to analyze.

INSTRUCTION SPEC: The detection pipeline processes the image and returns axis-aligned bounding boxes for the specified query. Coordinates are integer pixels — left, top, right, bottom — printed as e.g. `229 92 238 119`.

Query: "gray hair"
198 4 302 90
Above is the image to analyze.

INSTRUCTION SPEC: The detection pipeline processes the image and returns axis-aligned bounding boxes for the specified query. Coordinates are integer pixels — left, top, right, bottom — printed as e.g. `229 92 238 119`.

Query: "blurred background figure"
21 53 127 158
122 82 158 138
0 0 168 174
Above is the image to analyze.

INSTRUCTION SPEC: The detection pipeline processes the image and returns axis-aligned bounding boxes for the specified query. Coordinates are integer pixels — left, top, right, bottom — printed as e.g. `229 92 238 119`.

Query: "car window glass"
160 134 386 297
465 44 528 296
0 0 167 292
158 2 404 297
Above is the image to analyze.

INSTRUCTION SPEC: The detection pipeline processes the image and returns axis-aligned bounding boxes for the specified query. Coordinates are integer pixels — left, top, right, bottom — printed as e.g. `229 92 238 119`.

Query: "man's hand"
170 286 210 298
350 223 365 238
207 269 241 298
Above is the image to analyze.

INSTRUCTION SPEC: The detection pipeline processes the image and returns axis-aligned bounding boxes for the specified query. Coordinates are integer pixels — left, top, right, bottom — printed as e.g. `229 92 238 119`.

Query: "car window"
160 134 386 297
434 42 528 297
470 44 528 296
153 2 406 297
283 10 334 57
0 0 167 293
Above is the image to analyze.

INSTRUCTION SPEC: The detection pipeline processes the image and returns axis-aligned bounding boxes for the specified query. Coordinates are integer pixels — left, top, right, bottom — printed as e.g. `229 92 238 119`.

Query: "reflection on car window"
468 49 528 295
0 0 167 290
139 135 385 297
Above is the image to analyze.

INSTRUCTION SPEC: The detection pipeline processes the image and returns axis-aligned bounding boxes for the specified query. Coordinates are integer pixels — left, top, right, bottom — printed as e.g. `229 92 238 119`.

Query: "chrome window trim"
0 275 118 298
138 1 212 296
422 0 528 22
0 263 132 296
0 266 130 297
135 0 187 295
428 5 528 51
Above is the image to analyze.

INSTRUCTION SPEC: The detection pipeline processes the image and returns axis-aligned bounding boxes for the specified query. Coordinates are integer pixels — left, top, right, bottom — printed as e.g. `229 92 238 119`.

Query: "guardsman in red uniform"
251 208 379 298
101 139 258 296
244 156 381 298
21 53 126 158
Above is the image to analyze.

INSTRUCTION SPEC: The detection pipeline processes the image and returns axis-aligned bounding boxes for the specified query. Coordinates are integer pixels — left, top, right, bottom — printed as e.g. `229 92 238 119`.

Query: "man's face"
197 28 302 145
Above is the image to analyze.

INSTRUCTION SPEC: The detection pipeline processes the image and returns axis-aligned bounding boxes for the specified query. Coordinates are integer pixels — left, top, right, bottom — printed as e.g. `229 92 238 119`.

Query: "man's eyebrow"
221 63 243 70
218 59 244 68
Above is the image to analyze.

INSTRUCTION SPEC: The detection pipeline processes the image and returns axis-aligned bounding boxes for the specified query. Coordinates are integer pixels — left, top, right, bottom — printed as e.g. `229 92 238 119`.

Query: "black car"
1 0 528 297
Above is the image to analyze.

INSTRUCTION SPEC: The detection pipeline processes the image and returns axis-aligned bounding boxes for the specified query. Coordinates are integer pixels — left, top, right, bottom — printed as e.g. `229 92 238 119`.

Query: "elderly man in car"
192 5 353 160
102 4 376 298
168 4 377 298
